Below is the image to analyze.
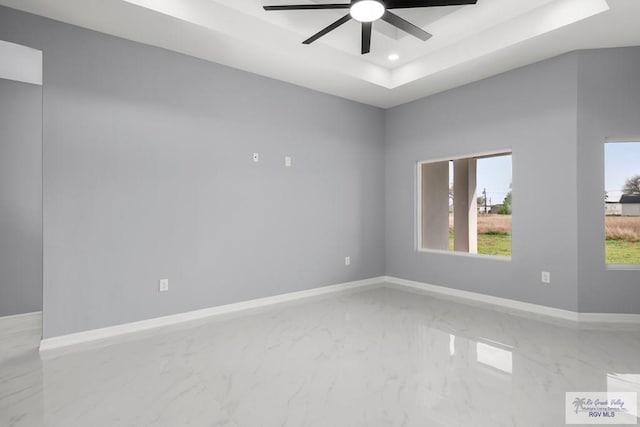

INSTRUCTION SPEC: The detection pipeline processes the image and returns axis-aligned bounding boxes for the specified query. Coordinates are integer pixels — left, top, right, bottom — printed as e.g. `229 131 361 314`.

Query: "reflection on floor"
1 286 639 426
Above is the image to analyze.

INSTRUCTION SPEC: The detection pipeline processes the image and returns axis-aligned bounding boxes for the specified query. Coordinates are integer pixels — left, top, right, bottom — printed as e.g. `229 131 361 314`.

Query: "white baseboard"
577 312 640 323
382 276 640 324
39 274 640 354
0 311 42 322
39 276 384 354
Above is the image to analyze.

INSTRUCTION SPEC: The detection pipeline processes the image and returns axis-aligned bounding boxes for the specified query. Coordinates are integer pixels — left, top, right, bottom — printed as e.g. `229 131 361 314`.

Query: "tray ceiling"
1 0 639 107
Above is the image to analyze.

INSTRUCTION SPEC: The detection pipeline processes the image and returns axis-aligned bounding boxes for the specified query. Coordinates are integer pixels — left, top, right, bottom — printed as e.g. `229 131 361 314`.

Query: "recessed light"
388 53 400 61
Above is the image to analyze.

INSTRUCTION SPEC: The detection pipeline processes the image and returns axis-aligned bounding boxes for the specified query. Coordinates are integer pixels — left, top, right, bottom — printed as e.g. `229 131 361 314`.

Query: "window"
604 141 640 265
418 152 512 257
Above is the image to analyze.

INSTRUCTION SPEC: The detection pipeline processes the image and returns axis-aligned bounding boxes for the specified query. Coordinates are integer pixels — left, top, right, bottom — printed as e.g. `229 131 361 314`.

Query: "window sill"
606 264 640 271
417 248 512 262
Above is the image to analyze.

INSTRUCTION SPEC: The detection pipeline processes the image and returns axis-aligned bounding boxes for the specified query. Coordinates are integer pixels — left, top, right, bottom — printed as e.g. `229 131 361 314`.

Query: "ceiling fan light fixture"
263 0 476 54
350 0 385 23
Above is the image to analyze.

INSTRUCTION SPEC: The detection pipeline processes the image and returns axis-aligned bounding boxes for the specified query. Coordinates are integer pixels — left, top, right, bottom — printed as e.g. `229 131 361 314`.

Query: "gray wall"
385 53 581 311
2 6 639 338
386 47 640 315
0 6 385 338
0 78 42 317
577 47 640 314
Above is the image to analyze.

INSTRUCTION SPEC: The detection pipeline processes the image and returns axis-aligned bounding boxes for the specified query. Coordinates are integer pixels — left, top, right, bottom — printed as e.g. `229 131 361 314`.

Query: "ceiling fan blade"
264 4 350 11
361 22 372 54
303 14 352 45
381 11 431 41
386 0 477 8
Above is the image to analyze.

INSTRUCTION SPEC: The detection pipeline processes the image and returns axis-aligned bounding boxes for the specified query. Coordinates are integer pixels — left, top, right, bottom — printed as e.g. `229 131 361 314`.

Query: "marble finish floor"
1 286 640 426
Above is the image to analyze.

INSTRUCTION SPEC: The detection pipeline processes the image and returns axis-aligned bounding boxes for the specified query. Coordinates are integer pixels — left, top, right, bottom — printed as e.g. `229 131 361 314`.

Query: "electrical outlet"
541 272 550 284
345 256 351 266
252 153 259 162
285 156 292 167
159 279 169 292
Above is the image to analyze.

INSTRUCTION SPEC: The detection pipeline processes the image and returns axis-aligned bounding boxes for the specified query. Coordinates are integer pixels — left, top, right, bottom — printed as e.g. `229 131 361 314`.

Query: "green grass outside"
478 233 512 256
606 239 640 264
449 232 512 257
449 231 640 263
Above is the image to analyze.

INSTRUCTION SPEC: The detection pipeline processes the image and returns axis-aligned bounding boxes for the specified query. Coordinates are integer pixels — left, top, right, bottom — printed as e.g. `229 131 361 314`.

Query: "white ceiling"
1 0 639 108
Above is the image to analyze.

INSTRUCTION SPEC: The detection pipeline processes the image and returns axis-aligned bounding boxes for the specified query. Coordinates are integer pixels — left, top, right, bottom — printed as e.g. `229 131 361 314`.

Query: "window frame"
604 138 640 270
415 148 513 261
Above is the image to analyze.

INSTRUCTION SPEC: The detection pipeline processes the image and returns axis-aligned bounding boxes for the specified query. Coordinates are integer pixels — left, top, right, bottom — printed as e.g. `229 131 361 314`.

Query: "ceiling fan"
263 0 478 55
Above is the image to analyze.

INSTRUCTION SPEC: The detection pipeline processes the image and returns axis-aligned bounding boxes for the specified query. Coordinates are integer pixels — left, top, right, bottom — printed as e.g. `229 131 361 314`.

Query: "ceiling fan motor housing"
350 0 386 22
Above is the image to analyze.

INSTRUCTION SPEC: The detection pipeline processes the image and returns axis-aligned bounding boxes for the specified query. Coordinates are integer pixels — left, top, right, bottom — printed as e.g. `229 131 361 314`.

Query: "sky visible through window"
448 155 512 206
477 155 512 206
606 142 640 202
